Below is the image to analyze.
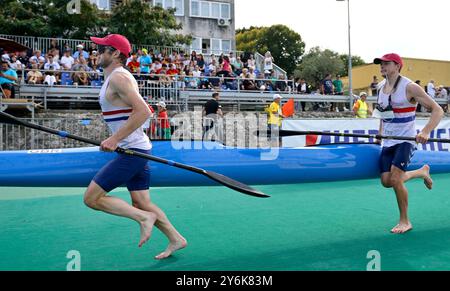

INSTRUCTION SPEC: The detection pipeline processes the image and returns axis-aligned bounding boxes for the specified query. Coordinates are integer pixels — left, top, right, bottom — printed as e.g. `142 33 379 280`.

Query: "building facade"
91 0 236 55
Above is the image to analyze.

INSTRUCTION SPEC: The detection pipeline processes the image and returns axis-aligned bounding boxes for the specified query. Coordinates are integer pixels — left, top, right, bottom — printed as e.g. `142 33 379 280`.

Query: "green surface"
1 174 450 271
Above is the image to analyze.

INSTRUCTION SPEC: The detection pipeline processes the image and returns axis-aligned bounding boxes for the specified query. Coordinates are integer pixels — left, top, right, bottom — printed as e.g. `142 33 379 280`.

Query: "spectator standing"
321 73 334 111
203 92 223 139
264 51 274 78
297 78 311 112
247 54 256 70
333 75 344 95
156 101 171 140
370 76 379 96
415 80 423 112
427 80 436 99
353 92 372 118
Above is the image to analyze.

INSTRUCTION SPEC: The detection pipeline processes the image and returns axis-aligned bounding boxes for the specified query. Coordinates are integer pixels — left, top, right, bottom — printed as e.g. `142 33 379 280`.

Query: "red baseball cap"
90 34 132 57
373 53 403 68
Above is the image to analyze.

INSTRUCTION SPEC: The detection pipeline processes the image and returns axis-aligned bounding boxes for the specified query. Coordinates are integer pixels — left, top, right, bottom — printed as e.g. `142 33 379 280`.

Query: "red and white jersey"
99 66 151 150
378 76 417 148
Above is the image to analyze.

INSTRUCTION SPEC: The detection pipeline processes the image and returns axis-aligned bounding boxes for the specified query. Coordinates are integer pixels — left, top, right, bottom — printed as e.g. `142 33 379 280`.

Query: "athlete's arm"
408 82 444 144
101 73 151 152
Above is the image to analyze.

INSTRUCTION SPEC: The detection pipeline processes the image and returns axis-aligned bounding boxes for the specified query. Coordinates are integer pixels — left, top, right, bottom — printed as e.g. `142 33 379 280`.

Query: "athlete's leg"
131 190 187 260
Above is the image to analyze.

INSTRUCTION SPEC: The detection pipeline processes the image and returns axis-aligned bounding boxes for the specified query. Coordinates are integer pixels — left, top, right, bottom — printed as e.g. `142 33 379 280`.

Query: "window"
220 3 230 19
192 38 232 55
190 0 231 19
211 3 220 18
153 0 184 16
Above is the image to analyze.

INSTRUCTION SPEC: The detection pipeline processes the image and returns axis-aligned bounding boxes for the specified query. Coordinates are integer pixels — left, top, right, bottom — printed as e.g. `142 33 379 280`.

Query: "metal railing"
0 115 272 150
0 34 243 60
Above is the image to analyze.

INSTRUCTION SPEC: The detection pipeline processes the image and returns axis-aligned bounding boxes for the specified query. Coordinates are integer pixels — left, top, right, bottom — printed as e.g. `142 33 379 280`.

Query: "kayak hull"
1 141 450 187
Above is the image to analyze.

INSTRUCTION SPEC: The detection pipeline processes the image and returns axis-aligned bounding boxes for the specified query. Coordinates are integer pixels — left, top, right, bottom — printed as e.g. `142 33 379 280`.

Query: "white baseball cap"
157 101 167 108
273 94 282 100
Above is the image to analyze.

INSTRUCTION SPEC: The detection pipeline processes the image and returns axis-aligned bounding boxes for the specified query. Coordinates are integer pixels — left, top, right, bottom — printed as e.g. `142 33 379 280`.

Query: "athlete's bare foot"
391 222 413 234
422 165 433 190
154 237 188 260
138 212 157 248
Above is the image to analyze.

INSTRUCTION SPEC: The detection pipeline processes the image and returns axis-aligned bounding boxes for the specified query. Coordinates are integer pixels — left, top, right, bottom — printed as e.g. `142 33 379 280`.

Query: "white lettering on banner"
283 119 450 152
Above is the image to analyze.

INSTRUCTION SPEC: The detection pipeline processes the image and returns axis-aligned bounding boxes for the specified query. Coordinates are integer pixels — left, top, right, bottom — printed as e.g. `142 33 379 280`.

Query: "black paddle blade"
0 111 21 125
204 171 270 198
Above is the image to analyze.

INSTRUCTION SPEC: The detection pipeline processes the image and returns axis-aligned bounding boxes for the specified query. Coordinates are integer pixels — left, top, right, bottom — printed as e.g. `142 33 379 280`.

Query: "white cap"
77 44 84 49
359 92 367 97
157 101 167 108
273 94 282 100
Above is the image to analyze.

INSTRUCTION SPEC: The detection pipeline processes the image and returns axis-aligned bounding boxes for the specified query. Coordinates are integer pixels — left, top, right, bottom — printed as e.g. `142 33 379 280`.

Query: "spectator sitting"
166 64 179 76
232 56 243 75
156 63 168 75
197 54 206 72
127 53 140 73
29 50 45 64
90 64 101 81
60 49 75 70
37 58 45 70
192 65 202 78
9 55 23 71
73 67 89 86
208 59 217 73
88 42 97 54
72 56 90 72
26 63 44 84
73 44 89 59
49 38 61 52
176 71 187 91
208 71 221 89
275 74 290 92
43 54 61 85
88 50 98 68
49 48 60 63
247 67 256 80
186 71 199 89
151 58 162 73
0 61 18 98
18 51 29 69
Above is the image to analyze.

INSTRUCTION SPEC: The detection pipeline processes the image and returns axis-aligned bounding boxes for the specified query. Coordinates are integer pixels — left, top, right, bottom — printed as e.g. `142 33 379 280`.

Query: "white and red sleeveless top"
99 66 151 150
378 76 417 148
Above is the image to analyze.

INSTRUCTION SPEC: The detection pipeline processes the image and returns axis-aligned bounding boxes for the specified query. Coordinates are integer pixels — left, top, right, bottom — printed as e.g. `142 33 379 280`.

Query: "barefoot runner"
374 53 444 234
84 34 187 259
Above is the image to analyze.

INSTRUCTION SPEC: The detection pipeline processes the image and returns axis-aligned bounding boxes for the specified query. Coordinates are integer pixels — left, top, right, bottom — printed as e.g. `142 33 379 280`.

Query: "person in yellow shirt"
267 94 286 145
353 92 372 118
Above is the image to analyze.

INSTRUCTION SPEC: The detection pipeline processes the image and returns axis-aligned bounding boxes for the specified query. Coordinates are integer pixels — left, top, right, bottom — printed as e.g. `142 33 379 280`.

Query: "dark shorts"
93 148 151 193
380 143 416 174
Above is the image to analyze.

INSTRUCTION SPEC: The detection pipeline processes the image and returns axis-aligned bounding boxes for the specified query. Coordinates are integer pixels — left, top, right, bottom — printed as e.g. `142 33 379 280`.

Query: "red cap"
90 34 132 57
373 53 403 68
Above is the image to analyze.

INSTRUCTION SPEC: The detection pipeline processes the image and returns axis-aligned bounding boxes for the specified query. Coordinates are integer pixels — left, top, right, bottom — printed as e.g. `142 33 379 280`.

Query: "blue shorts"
380 143 416 174
93 148 151 193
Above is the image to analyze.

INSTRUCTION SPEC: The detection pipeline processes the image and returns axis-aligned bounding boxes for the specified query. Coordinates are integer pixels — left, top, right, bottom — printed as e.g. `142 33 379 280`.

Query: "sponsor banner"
27 149 63 154
283 119 450 152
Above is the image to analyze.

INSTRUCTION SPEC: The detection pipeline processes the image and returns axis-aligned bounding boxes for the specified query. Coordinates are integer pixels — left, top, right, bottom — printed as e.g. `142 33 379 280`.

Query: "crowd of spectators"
1 39 295 94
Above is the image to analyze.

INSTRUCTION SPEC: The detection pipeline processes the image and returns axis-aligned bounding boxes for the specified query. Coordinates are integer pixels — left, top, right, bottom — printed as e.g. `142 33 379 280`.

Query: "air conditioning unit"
217 18 230 27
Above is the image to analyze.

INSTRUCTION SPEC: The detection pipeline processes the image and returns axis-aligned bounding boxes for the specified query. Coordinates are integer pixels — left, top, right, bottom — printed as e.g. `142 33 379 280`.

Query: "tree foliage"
338 54 366 77
294 47 345 88
108 0 191 46
0 0 190 46
236 25 305 76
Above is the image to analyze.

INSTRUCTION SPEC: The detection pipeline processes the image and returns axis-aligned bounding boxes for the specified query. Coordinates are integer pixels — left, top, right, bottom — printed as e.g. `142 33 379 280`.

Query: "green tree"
338 54 366 77
294 47 345 89
0 0 105 39
236 25 305 76
108 0 191 47
0 0 50 36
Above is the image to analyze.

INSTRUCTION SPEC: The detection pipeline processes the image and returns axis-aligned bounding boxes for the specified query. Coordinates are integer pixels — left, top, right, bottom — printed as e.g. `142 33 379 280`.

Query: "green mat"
1 174 450 271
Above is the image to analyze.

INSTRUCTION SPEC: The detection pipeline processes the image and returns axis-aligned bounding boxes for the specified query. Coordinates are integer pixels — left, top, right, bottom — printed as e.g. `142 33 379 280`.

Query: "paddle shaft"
0 112 269 198
277 130 450 143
